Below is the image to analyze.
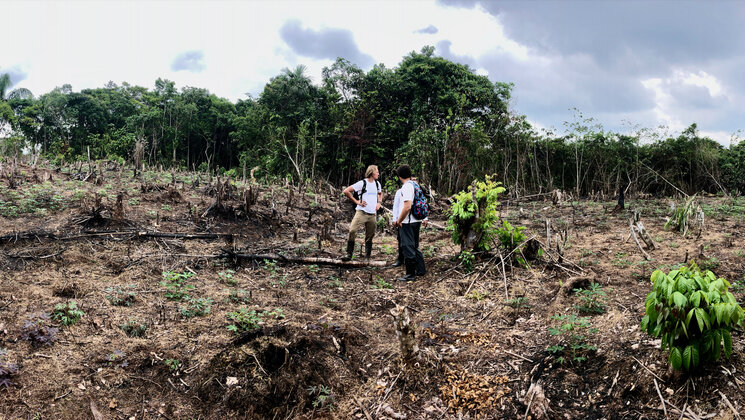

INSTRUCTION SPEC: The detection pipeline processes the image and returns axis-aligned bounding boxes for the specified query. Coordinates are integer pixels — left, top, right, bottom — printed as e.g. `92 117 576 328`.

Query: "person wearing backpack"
341 165 382 261
392 165 428 281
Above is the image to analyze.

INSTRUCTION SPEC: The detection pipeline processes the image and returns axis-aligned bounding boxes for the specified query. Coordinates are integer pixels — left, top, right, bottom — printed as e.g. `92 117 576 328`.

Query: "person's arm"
395 200 411 226
343 184 366 207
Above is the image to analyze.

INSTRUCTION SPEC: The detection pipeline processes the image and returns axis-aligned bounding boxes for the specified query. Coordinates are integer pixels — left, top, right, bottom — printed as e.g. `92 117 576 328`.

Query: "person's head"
396 165 412 181
365 165 379 180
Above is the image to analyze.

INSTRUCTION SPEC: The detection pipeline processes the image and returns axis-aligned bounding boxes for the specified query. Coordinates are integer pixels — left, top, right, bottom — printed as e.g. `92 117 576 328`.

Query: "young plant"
180 297 212 318
226 308 285 333
164 358 181 372
307 384 335 410
547 314 598 364
52 301 84 326
218 269 237 285
448 175 506 252
573 283 607 314
160 271 195 301
0 349 18 388
458 250 475 273
506 296 530 309
641 261 744 371
105 285 137 306
496 220 526 252
120 319 147 337
225 288 251 304
467 290 489 301
372 276 393 289
21 314 58 347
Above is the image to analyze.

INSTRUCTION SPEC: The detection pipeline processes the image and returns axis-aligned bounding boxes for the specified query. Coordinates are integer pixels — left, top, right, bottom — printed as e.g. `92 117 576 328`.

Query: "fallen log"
220 249 387 268
0 229 234 243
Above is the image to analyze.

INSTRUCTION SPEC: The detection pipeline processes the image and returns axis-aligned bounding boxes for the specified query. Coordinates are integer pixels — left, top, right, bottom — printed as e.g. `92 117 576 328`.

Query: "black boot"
341 240 355 261
397 260 416 282
364 240 373 262
391 259 403 267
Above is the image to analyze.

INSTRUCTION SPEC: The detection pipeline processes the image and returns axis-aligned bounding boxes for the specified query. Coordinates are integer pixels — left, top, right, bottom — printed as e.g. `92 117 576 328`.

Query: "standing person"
341 165 382 261
392 165 427 281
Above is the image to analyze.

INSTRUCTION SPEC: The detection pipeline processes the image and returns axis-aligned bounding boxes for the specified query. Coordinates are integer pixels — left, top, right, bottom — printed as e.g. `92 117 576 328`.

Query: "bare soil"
1 163 744 419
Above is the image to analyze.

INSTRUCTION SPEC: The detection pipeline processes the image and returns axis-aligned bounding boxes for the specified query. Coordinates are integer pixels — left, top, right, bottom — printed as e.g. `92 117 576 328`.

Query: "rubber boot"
341 240 355 261
391 259 404 267
364 240 373 262
397 259 417 282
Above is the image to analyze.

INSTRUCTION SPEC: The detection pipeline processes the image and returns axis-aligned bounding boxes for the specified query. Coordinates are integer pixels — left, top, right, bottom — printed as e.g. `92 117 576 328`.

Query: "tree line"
2 46 744 196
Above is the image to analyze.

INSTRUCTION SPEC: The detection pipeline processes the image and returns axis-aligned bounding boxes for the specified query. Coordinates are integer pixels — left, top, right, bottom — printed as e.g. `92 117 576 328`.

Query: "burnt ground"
1 163 745 419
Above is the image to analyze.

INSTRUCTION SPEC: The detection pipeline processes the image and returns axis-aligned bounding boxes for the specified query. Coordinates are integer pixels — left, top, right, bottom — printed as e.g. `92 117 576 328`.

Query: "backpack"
408 181 429 220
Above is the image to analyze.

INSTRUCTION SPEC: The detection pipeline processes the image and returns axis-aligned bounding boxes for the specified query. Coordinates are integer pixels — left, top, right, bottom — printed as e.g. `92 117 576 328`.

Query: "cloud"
0 66 29 88
436 40 477 68
414 25 438 34
171 51 206 72
279 20 375 68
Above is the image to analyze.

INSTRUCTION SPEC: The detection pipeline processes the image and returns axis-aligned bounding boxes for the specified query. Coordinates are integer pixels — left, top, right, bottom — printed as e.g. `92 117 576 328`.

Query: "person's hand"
358 200 367 207
375 203 381 211
422 219 428 228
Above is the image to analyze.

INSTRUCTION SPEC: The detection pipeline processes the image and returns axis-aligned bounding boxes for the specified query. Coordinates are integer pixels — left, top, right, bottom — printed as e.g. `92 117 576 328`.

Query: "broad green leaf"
685 308 695 328
683 345 699 370
669 347 682 370
672 292 687 308
696 308 710 330
713 330 722 361
723 330 733 358
690 291 701 308
641 316 649 332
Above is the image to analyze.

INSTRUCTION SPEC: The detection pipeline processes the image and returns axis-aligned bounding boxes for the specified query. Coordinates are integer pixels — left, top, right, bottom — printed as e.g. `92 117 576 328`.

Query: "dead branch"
220 249 387 268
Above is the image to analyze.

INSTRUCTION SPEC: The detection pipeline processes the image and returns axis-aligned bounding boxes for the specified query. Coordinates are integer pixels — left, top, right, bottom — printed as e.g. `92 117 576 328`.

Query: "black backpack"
349 179 380 212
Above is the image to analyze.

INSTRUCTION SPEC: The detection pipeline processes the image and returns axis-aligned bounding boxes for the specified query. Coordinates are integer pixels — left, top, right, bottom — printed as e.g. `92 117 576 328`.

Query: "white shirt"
392 181 422 224
351 179 379 214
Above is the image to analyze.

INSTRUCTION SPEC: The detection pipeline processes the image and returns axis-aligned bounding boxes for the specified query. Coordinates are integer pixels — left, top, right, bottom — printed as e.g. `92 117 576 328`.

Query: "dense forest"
2 47 744 196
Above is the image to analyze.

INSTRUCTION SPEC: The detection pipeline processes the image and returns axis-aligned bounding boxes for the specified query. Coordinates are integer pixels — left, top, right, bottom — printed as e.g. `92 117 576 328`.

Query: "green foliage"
495 220 526 252
458 250 475 273
466 290 489 301
120 320 147 337
164 359 181 372
105 285 137 306
547 314 598 364
573 283 607 314
226 308 285 333
372 276 394 289
225 288 251 304
665 195 698 233
218 269 237 285
179 298 212 318
640 261 744 371
51 301 84 326
506 296 530 309
160 271 195 301
307 384 335 410
448 175 506 251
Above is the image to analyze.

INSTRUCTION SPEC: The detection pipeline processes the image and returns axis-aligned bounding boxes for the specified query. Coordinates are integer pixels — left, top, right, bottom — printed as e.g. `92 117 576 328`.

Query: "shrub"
218 269 237 285
547 314 597 364
448 175 506 252
52 301 84 326
641 261 744 371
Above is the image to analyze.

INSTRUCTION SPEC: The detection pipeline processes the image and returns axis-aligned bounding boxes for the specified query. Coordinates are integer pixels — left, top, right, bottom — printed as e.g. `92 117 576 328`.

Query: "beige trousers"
348 210 377 243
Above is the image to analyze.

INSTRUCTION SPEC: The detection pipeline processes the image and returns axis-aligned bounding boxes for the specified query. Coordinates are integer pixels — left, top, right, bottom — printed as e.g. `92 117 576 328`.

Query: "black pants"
399 222 426 276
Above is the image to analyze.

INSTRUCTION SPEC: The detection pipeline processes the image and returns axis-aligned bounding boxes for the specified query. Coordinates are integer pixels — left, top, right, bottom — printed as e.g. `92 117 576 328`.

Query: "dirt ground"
1 163 745 419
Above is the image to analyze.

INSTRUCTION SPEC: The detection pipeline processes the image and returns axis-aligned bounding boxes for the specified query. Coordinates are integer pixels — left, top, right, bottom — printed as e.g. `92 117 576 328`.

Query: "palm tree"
0 73 33 100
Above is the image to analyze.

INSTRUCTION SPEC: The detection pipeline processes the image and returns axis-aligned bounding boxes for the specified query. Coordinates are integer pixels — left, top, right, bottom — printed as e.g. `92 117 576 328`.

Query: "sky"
3 0 744 145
